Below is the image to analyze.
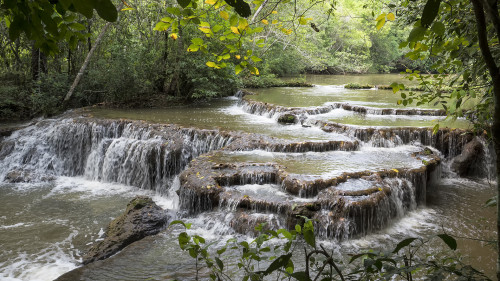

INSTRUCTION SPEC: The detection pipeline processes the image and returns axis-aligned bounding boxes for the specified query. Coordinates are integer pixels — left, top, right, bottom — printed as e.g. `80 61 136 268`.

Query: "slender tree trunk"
64 3 124 104
31 42 47 81
87 19 92 52
67 48 72 76
470 1 500 279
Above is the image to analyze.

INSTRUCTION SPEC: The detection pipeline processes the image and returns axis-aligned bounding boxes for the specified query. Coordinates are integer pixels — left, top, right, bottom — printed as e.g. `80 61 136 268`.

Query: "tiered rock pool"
0 74 495 280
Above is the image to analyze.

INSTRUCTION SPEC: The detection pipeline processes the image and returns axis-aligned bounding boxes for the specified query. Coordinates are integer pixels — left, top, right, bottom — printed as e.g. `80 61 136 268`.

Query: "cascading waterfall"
0 118 232 193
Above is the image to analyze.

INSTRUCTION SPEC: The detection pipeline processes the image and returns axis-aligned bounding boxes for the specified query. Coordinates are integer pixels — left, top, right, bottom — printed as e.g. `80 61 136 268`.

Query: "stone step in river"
0 74 495 280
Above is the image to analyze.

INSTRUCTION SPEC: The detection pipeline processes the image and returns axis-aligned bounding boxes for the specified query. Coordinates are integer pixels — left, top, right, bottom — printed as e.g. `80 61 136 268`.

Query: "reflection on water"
88 99 352 142
307 109 472 129
211 146 424 177
247 86 428 109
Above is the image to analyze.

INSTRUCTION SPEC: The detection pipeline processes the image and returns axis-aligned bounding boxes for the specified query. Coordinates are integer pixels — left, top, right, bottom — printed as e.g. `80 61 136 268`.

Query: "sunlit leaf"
375 13 386 21
386 12 395 21
220 10 229 20
206 61 217 68
187 44 199 51
261 19 269 24
376 18 386 30
235 64 243 74
230 26 240 34
250 55 262 62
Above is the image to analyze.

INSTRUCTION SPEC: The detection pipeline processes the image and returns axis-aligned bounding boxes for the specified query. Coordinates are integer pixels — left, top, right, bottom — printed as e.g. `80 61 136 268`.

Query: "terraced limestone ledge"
239 93 447 118
178 148 441 238
315 120 477 158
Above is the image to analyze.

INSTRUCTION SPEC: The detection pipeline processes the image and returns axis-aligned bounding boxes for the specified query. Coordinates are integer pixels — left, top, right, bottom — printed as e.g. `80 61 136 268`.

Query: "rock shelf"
178 147 441 238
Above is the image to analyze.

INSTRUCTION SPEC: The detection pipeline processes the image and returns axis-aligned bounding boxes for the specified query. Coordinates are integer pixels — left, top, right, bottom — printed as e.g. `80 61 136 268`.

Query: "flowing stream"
0 74 495 280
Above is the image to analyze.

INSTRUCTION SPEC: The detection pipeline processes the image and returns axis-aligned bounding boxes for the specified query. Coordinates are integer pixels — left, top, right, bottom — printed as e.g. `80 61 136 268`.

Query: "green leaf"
390 82 399 94
69 22 86 31
191 37 204 45
432 123 439 135
206 61 218 68
178 232 191 249
94 0 118 22
408 26 427 42
295 224 301 234
303 227 315 248
229 14 239 26
153 21 171 31
431 21 445 36
161 17 173 23
393 237 417 253
421 0 441 27
265 253 292 275
225 0 251 18
73 0 94 18
213 24 223 32
177 0 191 8
8 17 22 41
250 56 262 62
235 64 243 74
215 257 224 271
437 234 457 250
170 220 191 229
167 7 181 15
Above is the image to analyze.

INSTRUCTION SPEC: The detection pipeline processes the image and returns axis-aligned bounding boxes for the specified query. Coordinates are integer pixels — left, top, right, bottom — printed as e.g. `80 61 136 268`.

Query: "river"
0 74 495 280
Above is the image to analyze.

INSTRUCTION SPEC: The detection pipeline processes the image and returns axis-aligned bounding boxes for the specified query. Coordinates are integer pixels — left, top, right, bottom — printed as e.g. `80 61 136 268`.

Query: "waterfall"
0 118 232 193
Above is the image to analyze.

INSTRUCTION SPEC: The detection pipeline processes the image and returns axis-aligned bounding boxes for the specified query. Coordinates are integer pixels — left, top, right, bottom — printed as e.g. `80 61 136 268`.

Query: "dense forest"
0 0 431 121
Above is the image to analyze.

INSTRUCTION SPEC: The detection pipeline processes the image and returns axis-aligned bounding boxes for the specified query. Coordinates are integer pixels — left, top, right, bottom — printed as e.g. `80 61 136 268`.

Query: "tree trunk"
31 42 47 81
470 1 500 279
63 3 124 104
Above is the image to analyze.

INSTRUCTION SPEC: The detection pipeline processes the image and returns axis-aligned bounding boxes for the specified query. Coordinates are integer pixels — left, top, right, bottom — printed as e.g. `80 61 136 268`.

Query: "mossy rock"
277 114 297 124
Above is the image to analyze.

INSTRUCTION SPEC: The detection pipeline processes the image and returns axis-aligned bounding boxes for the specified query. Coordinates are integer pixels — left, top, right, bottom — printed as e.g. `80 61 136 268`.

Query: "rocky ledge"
178 147 441 238
82 196 171 265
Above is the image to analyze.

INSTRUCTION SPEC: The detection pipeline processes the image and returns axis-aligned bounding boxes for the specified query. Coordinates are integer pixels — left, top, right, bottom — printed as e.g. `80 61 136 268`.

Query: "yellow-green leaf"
376 18 386 30
220 11 229 20
230 26 240 34
153 22 171 31
250 56 262 62
387 12 395 21
206 61 217 68
205 0 216 4
376 13 386 21
261 19 268 24
235 64 243 74
187 44 199 52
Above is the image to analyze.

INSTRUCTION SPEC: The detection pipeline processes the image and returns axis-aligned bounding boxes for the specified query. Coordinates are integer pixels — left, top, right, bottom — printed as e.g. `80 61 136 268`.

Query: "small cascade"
318 120 476 156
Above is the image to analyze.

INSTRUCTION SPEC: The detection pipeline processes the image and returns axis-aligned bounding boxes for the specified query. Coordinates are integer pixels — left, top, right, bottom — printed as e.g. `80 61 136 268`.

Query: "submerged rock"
82 196 171 265
4 169 55 183
277 113 297 124
451 138 486 177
